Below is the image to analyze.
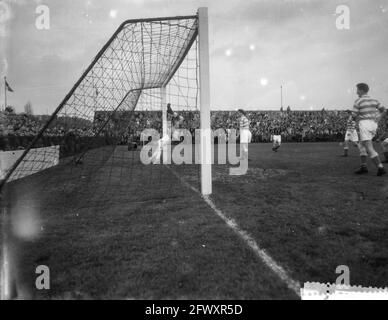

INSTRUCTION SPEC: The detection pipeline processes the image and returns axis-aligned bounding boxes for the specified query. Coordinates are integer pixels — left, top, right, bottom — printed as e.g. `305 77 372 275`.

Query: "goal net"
0 9 211 299
1 9 211 201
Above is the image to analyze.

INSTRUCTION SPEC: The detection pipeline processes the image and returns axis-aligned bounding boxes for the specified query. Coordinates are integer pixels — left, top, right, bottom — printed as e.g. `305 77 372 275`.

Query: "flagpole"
4 77 7 111
280 85 283 110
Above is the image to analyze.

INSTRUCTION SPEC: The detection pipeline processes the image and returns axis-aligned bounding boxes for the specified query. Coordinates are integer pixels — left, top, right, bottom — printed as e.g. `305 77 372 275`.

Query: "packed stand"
1 109 387 151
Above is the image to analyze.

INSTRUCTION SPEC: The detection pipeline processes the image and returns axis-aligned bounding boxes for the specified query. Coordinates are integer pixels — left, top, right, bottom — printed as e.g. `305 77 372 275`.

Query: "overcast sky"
2 0 388 114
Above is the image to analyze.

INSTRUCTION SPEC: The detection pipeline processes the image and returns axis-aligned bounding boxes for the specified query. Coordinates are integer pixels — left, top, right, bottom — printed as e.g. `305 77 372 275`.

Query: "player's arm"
236 118 241 137
351 103 360 122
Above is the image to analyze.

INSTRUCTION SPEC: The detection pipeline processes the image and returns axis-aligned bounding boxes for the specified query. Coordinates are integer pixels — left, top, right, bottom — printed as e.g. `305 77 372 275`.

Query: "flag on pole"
5 79 14 92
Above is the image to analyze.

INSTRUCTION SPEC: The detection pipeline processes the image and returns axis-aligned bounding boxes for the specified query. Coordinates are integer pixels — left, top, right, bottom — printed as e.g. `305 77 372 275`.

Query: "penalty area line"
165 166 301 298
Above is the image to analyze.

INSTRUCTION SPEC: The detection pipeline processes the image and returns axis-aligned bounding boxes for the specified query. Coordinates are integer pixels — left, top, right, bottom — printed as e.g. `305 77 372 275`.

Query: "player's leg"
343 141 349 156
247 131 252 161
361 121 386 175
151 135 170 164
364 140 386 176
150 139 162 164
240 130 249 160
272 136 280 152
355 141 369 174
351 131 360 149
381 138 388 163
343 131 350 157
241 143 248 160
272 141 278 152
239 139 248 160
272 136 276 151
355 121 384 175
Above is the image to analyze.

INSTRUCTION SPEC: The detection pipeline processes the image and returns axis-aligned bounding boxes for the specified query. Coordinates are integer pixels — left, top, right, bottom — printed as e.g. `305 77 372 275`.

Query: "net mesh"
1 16 201 211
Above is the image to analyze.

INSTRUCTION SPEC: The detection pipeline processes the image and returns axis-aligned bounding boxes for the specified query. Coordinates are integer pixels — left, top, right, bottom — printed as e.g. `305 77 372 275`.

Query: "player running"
271 128 282 152
342 111 359 157
353 83 386 176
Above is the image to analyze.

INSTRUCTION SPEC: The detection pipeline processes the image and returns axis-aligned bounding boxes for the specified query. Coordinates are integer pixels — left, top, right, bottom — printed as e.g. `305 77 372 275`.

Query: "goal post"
160 7 212 195
198 7 212 196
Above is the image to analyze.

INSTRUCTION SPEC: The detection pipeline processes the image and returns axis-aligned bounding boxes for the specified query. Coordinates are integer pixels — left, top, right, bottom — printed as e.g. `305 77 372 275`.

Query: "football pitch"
2 142 388 299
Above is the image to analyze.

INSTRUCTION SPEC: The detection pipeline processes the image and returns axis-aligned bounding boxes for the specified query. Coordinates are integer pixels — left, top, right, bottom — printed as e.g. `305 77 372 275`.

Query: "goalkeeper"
150 104 184 163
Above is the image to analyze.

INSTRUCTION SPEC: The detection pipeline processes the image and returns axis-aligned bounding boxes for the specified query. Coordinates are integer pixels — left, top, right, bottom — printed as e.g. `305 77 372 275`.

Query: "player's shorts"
240 130 252 144
358 120 378 142
344 130 359 142
273 135 282 145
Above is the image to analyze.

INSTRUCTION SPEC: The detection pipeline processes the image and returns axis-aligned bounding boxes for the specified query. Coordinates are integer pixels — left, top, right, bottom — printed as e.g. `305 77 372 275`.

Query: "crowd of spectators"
211 110 349 142
1 108 387 151
0 111 95 151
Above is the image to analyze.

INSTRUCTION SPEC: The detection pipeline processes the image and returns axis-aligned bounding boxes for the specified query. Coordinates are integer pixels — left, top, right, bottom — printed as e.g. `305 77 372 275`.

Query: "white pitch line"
1 213 9 300
166 166 301 297
1 243 9 300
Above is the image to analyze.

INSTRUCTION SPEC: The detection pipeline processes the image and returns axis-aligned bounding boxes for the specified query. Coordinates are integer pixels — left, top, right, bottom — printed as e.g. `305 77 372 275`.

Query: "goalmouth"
0 8 212 196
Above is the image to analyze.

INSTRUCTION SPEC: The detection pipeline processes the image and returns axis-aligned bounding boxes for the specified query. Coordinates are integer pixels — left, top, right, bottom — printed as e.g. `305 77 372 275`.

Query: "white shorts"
359 120 378 142
240 130 252 144
273 135 282 144
344 130 359 143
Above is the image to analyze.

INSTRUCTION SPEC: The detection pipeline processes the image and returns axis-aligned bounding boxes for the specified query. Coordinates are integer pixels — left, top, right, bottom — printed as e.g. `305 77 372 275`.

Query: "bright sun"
260 78 269 86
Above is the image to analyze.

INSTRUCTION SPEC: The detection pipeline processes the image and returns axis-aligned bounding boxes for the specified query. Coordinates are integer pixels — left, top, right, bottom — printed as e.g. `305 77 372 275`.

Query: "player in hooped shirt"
352 83 386 176
342 111 360 157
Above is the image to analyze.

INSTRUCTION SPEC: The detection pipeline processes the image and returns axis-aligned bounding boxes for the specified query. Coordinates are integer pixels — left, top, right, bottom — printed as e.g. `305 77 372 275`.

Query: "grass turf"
1 142 387 299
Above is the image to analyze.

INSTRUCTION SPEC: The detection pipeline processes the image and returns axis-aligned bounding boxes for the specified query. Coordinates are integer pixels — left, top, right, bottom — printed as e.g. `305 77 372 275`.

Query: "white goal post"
160 7 212 195
198 7 212 196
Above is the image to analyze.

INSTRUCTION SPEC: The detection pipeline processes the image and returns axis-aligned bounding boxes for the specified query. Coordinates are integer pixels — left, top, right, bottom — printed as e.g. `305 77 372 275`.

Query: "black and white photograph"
0 0 388 304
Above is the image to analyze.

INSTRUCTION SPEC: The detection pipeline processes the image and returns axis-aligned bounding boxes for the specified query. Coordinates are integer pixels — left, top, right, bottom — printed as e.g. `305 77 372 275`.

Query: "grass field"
1 142 387 299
